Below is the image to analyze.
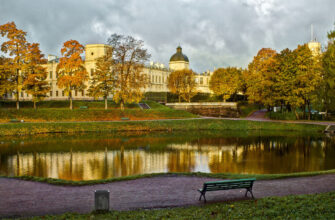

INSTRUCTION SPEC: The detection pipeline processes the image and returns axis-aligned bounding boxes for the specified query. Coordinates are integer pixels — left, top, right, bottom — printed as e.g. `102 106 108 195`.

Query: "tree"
87 47 115 109
107 34 150 111
0 21 28 109
209 67 241 102
319 26 335 115
245 48 277 108
292 44 322 120
167 70 184 102
180 69 197 102
56 40 88 110
272 48 298 114
168 69 197 102
23 43 50 109
0 56 13 98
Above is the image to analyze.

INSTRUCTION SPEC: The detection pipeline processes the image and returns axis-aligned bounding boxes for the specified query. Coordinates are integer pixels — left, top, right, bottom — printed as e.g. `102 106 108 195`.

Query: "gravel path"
1 174 335 218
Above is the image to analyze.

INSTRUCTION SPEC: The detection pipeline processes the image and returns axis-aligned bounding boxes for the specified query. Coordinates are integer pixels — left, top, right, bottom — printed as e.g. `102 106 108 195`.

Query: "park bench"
79 106 88 109
121 117 130 120
198 178 256 203
9 119 20 123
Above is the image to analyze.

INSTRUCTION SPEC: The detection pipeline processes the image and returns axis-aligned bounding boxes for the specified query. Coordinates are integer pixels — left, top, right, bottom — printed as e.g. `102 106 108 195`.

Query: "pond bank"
1 174 335 218
0 118 327 136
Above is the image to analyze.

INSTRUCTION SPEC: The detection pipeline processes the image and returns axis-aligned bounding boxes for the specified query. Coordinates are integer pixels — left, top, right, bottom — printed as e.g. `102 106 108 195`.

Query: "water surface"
0 131 334 180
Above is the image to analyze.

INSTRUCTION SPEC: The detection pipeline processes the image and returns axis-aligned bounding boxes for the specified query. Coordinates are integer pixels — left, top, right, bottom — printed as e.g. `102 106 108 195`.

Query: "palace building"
7 44 212 101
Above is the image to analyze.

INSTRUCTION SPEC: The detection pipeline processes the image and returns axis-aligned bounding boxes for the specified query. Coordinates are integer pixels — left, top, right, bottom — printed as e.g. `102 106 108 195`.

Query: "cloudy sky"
1 0 334 72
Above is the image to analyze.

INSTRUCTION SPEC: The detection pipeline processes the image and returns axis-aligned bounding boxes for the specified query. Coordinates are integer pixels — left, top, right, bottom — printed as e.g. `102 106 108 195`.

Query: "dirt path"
1 174 335 218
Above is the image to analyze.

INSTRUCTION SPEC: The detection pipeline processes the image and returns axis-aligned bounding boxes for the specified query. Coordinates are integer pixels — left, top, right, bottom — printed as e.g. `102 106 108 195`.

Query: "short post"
94 190 110 212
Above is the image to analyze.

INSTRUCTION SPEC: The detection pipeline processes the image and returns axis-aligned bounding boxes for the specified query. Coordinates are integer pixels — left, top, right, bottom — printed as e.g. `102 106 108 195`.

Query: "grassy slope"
0 119 326 136
4 169 335 186
0 100 196 122
29 191 335 219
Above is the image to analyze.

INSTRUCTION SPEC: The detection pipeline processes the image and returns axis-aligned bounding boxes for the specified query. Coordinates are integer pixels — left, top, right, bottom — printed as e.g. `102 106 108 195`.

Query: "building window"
49 71 52 79
75 90 78 96
62 91 65 97
56 91 58 97
159 76 161 83
56 72 58 79
21 92 23 97
82 90 84 96
50 91 52 96
152 75 154 83
200 77 203 85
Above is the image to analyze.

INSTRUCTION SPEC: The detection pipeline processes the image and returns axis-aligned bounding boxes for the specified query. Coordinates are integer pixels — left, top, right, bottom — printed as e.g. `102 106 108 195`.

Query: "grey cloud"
0 0 334 72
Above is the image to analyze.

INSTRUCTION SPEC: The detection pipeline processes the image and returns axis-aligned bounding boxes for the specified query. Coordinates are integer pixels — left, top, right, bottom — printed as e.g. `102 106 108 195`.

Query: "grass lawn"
29 191 335 219
0 100 196 122
0 118 326 136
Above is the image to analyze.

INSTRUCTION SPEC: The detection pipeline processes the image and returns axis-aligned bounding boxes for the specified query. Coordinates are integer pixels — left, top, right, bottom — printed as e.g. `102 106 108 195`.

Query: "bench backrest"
203 178 256 192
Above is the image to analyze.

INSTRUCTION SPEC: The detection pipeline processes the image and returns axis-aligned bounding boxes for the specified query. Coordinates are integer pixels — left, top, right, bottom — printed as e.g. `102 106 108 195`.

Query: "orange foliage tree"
245 48 277 108
87 47 115 109
56 40 88 110
23 43 50 109
209 67 241 102
107 34 150 111
168 69 197 103
0 21 28 109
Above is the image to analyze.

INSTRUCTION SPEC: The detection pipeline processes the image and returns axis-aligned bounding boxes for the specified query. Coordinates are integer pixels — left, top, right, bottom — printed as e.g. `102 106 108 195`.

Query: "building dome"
169 46 189 62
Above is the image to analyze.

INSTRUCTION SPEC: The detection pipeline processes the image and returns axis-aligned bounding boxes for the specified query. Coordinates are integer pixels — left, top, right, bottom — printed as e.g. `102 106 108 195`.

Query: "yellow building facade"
12 44 211 101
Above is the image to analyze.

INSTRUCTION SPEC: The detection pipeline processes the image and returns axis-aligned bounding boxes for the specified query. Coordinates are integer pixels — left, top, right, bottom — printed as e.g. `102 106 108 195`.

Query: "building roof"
169 46 189 62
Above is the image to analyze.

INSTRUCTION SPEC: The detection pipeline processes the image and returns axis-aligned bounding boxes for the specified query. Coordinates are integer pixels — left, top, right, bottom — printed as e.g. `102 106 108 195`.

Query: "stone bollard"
94 190 110 211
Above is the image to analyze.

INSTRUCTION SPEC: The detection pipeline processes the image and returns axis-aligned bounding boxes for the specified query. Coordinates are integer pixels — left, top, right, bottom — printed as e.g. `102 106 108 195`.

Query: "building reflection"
0 135 334 180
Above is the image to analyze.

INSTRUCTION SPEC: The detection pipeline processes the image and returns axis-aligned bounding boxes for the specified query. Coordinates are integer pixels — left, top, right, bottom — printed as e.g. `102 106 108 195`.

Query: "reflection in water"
0 132 334 180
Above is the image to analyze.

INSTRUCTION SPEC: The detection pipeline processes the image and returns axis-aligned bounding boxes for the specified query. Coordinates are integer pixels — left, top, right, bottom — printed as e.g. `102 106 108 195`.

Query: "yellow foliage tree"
23 43 50 109
87 47 115 109
245 48 277 108
107 34 150 111
209 67 241 102
168 69 197 103
56 40 88 110
0 21 28 109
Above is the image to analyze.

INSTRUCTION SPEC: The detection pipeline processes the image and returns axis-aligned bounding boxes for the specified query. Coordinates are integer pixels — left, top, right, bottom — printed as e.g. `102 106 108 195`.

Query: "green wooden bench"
79 106 88 109
9 119 20 123
121 117 130 121
198 178 256 203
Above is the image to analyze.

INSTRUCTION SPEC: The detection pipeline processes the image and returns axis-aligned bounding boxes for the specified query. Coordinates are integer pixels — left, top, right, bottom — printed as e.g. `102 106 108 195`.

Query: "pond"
0 131 334 181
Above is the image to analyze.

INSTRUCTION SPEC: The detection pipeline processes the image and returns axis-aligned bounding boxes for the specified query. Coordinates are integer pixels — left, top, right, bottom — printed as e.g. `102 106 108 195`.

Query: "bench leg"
199 192 206 203
245 189 255 199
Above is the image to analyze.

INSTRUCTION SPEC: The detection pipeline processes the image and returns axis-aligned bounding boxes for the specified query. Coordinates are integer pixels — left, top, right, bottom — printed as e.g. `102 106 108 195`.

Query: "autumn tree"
0 56 13 97
180 69 197 102
107 34 150 111
0 21 28 109
292 44 322 120
245 48 277 108
23 43 50 109
168 69 197 102
87 47 115 109
56 40 88 110
320 26 335 115
209 67 241 102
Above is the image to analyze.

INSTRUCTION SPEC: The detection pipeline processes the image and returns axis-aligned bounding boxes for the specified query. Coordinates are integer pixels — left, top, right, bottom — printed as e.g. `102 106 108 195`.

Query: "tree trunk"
16 90 19 110
69 91 73 110
34 101 36 110
105 97 108 110
120 100 124 111
294 108 300 120
307 102 311 121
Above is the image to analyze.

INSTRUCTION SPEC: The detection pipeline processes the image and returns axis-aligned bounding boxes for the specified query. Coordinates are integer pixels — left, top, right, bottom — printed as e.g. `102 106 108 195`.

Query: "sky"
0 0 334 72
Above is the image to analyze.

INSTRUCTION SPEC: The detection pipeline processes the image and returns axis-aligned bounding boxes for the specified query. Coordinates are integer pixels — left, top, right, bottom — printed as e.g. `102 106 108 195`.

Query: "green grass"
0 100 196 122
238 102 261 118
27 191 335 219
0 119 326 136
2 169 335 186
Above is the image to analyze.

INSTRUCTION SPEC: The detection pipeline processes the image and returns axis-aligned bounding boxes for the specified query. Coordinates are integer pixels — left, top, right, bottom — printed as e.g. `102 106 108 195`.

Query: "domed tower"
169 46 189 71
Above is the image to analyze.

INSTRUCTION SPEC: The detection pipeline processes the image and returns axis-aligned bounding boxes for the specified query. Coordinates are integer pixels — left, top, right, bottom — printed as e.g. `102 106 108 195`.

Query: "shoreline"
0 118 329 136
